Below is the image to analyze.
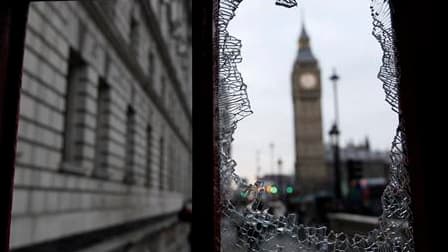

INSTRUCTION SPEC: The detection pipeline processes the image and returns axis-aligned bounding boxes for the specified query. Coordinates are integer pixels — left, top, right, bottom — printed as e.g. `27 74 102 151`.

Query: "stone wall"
11 0 192 249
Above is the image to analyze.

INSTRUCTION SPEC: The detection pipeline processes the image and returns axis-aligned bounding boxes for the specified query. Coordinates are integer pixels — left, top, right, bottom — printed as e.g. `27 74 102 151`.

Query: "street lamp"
329 68 342 199
329 123 341 199
330 69 340 126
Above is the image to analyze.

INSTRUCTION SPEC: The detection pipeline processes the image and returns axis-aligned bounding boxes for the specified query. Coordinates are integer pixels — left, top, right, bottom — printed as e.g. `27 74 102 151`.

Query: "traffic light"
265 185 271 193
270 185 279 194
286 185 294 194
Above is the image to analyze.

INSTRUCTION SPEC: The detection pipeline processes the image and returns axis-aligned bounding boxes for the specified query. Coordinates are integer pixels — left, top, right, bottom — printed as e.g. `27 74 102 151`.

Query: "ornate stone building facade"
11 0 191 251
291 24 328 195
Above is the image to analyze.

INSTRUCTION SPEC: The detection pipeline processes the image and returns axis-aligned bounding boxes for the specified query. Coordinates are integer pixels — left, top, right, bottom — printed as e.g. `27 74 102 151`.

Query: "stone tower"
292 24 328 195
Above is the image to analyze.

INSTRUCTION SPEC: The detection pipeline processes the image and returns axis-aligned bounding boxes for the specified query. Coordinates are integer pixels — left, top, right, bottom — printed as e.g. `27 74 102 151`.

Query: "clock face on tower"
300 73 317 90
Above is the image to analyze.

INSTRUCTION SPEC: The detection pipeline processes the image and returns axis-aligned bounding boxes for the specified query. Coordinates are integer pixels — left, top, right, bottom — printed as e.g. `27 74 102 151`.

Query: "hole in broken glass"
218 0 413 251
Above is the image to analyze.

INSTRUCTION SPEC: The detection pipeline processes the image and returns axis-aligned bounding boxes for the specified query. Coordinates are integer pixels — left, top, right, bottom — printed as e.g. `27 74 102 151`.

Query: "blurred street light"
286 186 294 194
329 68 342 200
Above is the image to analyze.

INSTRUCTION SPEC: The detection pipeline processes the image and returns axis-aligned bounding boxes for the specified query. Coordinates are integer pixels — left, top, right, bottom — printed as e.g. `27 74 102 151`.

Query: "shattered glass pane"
218 0 414 251
275 0 298 8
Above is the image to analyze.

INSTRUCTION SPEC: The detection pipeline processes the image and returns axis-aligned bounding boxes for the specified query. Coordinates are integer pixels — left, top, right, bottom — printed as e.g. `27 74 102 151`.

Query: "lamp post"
269 143 274 175
329 124 341 199
277 158 283 193
330 68 340 126
329 69 342 199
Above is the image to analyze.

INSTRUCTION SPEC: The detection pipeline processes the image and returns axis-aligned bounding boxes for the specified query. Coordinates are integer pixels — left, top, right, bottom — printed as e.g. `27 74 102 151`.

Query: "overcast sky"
228 0 398 183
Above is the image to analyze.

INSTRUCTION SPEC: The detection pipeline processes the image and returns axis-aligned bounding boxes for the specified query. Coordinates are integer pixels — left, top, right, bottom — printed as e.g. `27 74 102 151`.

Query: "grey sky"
228 0 398 182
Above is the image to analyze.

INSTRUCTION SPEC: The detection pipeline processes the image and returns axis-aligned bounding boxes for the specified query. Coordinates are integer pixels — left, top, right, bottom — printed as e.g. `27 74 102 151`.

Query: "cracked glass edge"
218 0 414 251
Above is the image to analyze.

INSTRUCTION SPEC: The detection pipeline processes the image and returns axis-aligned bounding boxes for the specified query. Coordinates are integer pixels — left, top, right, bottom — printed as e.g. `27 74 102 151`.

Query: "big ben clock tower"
292 24 328 195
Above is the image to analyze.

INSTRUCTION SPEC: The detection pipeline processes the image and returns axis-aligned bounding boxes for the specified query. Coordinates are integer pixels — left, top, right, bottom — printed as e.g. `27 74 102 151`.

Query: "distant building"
291 23 329 195
325 138 390 198
12 0 191 251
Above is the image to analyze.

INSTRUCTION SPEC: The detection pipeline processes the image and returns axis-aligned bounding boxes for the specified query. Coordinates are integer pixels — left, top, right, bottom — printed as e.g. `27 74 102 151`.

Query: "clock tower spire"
292 22 328 199
297 24 316 63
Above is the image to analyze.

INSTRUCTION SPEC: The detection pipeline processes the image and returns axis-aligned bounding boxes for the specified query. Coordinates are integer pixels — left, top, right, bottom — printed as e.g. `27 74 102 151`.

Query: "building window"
123 106 136 184
159 136 164 190
168 143 175 191
160 75 166 101
167 1 174 33
92 78 110 179
158 0 163 20
102 0 116 18
129 15 139 52
145 125 153 187
61 50 92 175
148 50 154 83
